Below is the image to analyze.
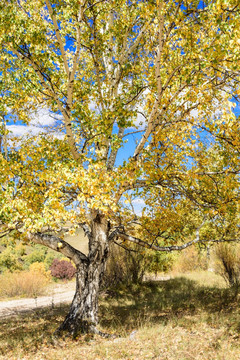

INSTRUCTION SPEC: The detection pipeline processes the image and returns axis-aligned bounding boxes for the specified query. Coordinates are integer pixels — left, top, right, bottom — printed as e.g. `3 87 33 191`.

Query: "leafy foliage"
0 0 239 336
103 243 147 286
103 243 176 287
172 246 209 273
50 259 76 280
0 246 23 273
0 0 239 243
24 245 48 266
214 243 240 287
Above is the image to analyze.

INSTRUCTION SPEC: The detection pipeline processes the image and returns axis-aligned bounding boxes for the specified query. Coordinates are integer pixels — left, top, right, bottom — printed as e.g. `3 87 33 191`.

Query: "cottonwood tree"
0 0 240 336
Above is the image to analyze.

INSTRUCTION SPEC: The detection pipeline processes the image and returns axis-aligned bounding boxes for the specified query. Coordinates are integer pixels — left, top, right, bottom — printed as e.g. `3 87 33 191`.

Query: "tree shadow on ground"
99 277 239 332
0 276 239 356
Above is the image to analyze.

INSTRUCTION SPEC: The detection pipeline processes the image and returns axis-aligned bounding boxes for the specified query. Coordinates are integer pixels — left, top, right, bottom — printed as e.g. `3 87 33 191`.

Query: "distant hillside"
64 228 88 255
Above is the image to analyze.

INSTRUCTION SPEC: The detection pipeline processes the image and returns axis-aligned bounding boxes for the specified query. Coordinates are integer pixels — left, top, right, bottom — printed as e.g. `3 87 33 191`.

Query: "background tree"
0 0 239 336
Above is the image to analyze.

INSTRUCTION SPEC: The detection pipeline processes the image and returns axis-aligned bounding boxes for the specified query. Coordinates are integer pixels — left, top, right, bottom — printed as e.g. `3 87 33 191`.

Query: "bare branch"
28 232 89 265
156 0 164 97
45 0 70 76
111 19 152 97
11 48 80 161
115 231 240 252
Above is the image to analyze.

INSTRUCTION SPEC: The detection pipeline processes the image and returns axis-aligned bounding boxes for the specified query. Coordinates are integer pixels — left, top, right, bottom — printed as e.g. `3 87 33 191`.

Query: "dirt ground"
0 275 172 319
0 281 75 318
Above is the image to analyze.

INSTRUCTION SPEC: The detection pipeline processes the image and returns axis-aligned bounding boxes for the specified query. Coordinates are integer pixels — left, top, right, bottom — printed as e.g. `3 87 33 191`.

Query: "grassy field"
0 271 240 359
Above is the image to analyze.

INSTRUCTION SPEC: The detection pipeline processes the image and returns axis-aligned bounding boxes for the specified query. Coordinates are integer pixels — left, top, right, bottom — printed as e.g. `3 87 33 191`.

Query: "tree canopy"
0 0 239 336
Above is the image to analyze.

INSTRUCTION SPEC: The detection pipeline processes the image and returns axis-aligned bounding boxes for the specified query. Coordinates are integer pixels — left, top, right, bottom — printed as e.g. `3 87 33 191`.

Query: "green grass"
1 272 240 359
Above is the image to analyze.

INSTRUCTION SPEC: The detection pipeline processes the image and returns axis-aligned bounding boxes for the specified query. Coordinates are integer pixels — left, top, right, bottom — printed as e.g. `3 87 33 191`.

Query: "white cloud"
132 197 146 216
132 198 145 205
7 108 63 138
30 107 60 126
134 107 147 129
7 124 48 137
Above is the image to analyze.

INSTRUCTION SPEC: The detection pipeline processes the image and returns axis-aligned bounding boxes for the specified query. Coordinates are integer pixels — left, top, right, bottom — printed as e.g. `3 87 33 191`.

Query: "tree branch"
45 0 70 76
107 127 124 169
133 10 165 159
12 48 80 161
112 217 238 253
156 0 164 97
115 231 240 252
79 222 92 240
28 232 89 265
111 19 152 97
67 20 81 107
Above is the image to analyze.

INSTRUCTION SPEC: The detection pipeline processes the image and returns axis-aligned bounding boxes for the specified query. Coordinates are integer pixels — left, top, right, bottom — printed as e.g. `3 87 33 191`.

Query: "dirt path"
0 282 75 318
0 275 172 319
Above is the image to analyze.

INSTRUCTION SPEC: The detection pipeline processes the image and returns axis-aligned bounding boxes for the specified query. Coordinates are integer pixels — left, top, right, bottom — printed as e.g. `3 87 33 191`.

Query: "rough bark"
56 211 109 337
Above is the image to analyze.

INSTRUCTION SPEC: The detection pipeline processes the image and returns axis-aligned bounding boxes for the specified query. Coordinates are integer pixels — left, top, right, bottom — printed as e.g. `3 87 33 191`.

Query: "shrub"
29 262 51 281
15 243 26 257
102 241 178 288
103 243 153 287
214 243 240 287
44 251 63 270
50 258 76 280
0 269 50 298
145 249 176 275
103 244 142 287
24 245 47 266
0 247 23 273
172 246 208 273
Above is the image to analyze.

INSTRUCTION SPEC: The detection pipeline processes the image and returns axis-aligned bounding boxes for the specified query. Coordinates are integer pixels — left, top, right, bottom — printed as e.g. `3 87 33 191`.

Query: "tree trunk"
56 211 109 337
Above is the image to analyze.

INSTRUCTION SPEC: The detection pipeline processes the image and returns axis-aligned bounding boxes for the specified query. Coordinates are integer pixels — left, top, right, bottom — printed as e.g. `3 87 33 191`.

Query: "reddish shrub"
50 259 76 280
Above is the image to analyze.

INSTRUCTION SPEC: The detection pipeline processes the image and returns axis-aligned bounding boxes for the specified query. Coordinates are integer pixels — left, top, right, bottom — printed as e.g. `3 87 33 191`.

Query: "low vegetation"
50 259 76 280
0 271 239 360
171 246 208 274
1 240 240 358
214 243 240 287
0 262 51 299
0 240 79 299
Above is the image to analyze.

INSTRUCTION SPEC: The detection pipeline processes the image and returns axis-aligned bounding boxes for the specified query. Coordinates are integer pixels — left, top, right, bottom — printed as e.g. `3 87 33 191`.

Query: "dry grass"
0 271 240 359
0 268 50 299
172 270 226 288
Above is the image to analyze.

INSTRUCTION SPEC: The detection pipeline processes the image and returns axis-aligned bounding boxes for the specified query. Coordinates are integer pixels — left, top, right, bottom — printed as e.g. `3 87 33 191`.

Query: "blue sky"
5 98 240 165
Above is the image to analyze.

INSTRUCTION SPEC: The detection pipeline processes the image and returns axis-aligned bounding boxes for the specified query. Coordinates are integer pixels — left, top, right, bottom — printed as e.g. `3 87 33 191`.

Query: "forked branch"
28 232 89 265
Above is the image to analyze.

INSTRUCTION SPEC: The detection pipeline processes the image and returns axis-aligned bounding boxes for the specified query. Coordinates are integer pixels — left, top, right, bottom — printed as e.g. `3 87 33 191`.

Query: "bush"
104 243 164 287
214 243 240 287
102 241 178 288
24 245 48 266
29 262 51 281
102 243 145 287
15 243 26 257
172 246 208 273
145 249 176 275
44 252 63 270
50 258 76 280
0 247 23 273
0 268 50 298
